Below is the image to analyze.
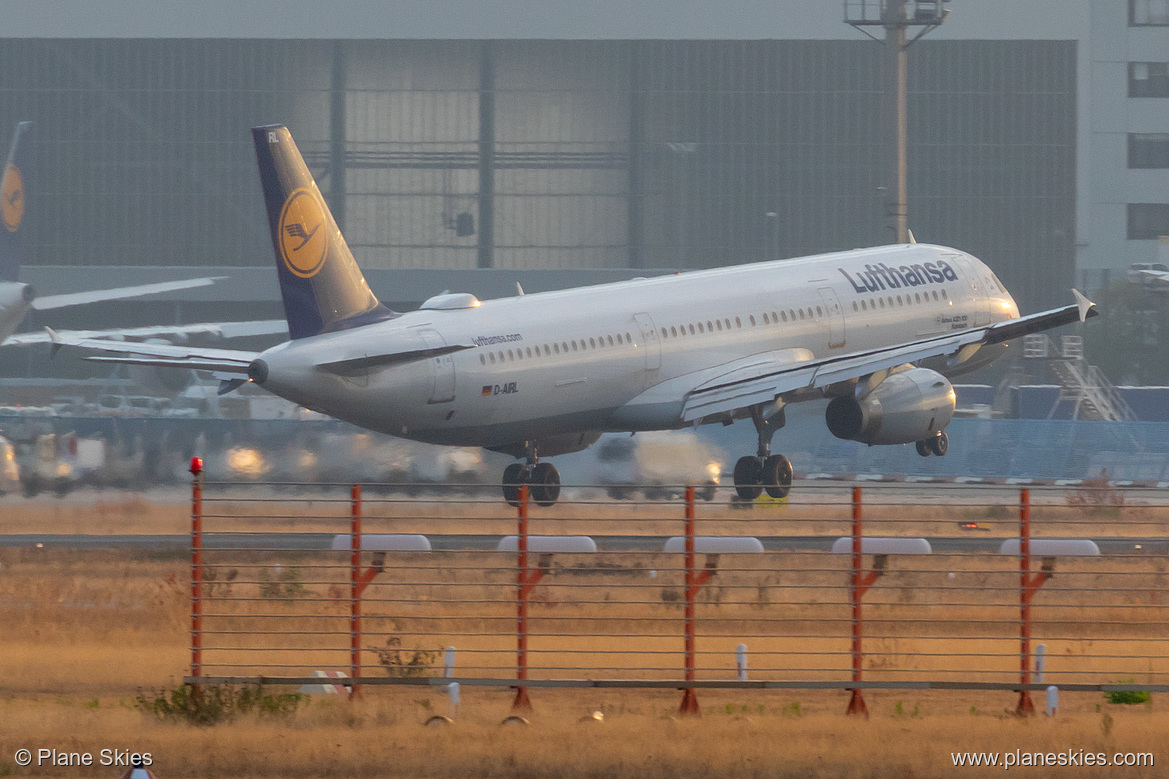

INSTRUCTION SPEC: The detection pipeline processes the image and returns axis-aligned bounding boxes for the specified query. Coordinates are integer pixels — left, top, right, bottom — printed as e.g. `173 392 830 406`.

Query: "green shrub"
136 682 305 725
1106 680 1150 706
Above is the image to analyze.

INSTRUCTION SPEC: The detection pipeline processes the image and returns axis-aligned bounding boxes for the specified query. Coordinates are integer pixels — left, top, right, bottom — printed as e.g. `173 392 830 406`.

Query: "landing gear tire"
502 463 528 507
928 431 948 457
733 456 764 501
529 462 561 507
762 454 793 499
915 439 932 457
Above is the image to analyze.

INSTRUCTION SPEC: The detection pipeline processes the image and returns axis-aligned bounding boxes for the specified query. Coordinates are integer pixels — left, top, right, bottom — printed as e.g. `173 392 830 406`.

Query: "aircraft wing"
47 329 257 375
681 290 1097 423
30 276 226 310
5 318 287 345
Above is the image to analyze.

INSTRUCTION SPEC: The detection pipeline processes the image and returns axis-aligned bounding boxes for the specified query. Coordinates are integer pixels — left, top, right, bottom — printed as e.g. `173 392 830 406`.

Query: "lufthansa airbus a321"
54 124 1098 506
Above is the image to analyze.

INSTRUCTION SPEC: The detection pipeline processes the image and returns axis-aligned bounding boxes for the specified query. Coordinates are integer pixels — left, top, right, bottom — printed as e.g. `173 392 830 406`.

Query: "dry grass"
1 691 1165 778
2 486 1167 539
1 497 1167 777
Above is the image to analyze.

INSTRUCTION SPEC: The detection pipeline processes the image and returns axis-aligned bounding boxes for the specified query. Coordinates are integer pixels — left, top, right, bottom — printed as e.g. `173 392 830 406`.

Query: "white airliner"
53 124 1097 506
0 122 231 346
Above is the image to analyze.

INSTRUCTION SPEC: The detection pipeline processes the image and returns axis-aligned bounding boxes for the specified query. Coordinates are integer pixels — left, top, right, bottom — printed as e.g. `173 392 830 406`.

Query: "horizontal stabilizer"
47 328 256 375
82 355 252 374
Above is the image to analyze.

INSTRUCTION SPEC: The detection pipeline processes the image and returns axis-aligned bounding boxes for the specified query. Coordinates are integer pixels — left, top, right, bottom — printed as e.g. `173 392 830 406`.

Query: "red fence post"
512 484 533 711
350 483 363 699
846 485 869 717
679 486 701 716
1016 488 1036 715
189 456 203 690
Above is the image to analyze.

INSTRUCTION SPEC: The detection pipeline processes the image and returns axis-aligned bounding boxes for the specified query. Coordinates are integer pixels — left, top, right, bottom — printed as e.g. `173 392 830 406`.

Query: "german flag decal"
482 385 492 396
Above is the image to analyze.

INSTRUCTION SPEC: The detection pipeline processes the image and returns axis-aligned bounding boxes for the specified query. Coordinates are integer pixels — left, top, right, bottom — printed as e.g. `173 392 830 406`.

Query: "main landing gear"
733 404 794 501
502 443 561 507
915 431 949 457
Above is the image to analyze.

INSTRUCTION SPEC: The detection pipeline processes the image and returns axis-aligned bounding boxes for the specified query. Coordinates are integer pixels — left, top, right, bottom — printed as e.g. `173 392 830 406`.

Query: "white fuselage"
256 244 1019 450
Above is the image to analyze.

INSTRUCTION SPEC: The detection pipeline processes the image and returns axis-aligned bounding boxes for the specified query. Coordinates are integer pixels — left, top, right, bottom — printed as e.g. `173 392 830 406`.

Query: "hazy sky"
0 1 1084 40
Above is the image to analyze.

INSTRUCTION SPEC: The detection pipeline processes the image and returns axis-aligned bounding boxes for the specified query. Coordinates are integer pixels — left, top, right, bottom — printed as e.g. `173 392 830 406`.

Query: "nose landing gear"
502 443 561 507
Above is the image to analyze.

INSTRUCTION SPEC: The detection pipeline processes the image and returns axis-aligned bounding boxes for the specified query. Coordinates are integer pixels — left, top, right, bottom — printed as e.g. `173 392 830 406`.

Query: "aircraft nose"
248 358 269 384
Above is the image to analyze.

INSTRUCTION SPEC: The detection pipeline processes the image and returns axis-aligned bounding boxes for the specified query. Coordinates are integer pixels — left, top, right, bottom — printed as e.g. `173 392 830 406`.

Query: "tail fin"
0 122 32 283
252 124 395 339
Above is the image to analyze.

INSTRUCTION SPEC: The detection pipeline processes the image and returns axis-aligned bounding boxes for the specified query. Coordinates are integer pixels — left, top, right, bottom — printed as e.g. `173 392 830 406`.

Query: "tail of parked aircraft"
252 124 395 339
0 122 32 283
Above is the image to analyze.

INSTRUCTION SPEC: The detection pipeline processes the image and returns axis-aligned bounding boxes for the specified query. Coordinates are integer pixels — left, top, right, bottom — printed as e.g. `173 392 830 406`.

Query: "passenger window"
626 332 633 343
941 290 948 300
706 320 713 331
749 315 756 326
816 306 823 317
689 324 696 335
716 320 722 331
735 317 741 328
508 350 514 361
489 353 496 364
724 319 731 329
671 326 678 337
895 296 902 306
798 309 805 320
851 302 857 313
771 311 779 322
879 298 885 309
697 322 705 333
553 344 560 354
607 335 614 346
544 345 551 356
782 311 789 321
860 300 867 311
589 337 596 349
480 354 486 365
762 313 770 324
914 293 920 304
615 334 622 345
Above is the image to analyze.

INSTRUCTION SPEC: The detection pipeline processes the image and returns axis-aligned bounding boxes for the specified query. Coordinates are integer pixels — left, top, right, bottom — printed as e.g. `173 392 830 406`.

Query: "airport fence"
183 461 1169 715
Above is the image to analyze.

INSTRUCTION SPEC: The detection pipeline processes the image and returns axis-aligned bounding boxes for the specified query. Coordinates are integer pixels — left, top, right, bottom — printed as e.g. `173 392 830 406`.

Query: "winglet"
1072 288 1095 323
907 229 916 245
45 326 62 357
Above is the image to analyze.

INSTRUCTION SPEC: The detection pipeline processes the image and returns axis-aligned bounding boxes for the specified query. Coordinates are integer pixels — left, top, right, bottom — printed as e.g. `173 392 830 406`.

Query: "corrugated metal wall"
0 38 1075 309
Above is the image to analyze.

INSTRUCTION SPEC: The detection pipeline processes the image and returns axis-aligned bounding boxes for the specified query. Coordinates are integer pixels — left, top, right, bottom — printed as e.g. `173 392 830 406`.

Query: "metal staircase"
1023 335 1137 422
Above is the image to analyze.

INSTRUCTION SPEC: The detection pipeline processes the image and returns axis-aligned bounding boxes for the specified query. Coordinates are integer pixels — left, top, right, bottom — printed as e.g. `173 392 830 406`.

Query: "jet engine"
825 366 955 446
0 282 34 311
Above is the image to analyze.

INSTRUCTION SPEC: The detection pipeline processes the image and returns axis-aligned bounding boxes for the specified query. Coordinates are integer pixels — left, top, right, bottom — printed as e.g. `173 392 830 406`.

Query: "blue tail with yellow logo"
252 124 395 339
0 122 33 283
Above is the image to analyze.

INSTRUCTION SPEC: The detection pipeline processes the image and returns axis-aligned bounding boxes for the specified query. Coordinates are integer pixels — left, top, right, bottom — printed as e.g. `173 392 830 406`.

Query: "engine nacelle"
825 367 955 446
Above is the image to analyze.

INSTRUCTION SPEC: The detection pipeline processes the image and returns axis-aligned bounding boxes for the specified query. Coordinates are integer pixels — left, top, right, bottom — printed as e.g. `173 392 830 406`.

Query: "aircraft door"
947 254 990 327
633 313 661 371
817 287 846 349
417 328 456 403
